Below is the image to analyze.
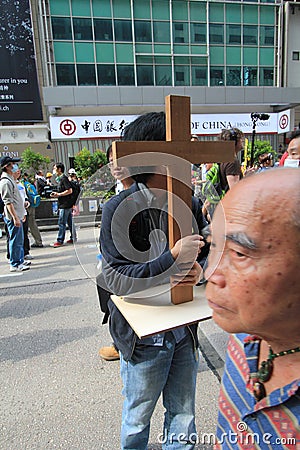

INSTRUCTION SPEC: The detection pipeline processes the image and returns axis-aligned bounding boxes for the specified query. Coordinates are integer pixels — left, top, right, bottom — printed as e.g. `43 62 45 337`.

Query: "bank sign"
50 111 291 140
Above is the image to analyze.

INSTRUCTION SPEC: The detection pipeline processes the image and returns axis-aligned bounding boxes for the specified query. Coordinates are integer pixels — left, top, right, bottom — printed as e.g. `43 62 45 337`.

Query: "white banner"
50 111 292 140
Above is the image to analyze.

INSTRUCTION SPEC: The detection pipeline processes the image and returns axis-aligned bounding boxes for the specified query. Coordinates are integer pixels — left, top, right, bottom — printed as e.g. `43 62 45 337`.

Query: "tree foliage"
248 140 276 165
20 147 50 175
74 148 107 179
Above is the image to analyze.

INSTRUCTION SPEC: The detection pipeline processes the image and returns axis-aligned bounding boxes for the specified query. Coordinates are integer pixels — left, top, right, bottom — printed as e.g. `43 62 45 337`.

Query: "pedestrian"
0 156 30 271
35 170 47 195
218 128 244 190
98 145 134 362
100 112 209 449
283 128 300 168
23 173 44 248
50 162 77 247
205 168 300 447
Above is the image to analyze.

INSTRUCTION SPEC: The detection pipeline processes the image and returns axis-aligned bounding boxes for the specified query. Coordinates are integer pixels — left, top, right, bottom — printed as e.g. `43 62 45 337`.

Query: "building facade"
1 0 300 168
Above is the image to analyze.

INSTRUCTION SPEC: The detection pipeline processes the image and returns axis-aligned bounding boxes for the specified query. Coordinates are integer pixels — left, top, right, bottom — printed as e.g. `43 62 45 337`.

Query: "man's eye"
230 249 247 259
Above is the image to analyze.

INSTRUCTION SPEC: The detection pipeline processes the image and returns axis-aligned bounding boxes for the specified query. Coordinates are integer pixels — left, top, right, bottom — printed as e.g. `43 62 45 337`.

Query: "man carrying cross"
99 111 209 449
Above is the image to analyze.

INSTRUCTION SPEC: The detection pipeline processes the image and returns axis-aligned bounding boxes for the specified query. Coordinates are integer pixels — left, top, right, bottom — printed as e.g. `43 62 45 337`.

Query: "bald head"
223 168 300 233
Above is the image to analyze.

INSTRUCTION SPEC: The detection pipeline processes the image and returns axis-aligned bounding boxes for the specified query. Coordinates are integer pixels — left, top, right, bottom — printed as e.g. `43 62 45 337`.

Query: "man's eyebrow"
226 232 258 250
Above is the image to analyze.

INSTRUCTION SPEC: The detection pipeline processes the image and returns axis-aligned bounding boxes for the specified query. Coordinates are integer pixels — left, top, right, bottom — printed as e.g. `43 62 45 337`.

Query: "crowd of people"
0 118 299 448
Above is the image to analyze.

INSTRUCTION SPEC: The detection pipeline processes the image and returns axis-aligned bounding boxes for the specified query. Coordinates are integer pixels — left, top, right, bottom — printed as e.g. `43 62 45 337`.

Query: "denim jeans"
57 208 76 243
120 331 199 450
4 218 24 267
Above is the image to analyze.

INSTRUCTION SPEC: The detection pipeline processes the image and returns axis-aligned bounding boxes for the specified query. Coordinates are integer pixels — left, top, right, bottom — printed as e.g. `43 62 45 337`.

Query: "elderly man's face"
287 137 300 160
205 178 299 339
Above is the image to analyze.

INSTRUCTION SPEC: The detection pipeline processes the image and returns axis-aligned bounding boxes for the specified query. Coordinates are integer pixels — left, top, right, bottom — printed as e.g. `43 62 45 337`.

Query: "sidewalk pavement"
0 225 228 450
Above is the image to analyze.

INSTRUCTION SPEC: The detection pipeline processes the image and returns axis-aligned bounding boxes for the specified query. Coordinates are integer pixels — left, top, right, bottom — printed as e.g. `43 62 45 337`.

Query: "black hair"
55 162 65 173
106 145 112 162
122 112 166 184
219 128 244 145
289 129 300 141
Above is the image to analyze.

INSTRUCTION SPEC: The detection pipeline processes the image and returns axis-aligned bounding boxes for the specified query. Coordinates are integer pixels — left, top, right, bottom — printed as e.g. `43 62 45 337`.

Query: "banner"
50 112 279 140
0 0 42 122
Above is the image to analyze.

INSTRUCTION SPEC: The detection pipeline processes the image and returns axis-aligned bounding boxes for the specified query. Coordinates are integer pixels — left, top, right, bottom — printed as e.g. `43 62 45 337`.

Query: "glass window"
95 43 114 63
192 67 207 86
190 2 207 21
172 2 188 20
115 44 133 63
94 19 113 41
174 66 190 86
137 66 154 85
259 48 274 65
173 22 188 44
260 6 275 25
226 47 241 65
243 5 258 24
113 0 131 18
56 64 76 85
209 24 224 44
153 22 170 43
77 65 96 85
154 56 171 64
154 44 171 53
260 26 274 45
210 67 224 86
73 18 93 40
114 20 132 41
133 0 151 19
75 43 94 63
54 42 74 62
71 0 91 17
210 46 224 65
210 3 224 22
191 23 206 44
155 65 172 85
92 0 111 18
50 0 70 15
97 64 116 85
152 0 169 20
136 44 152 53
259 68 274 86
243 67 257 86
52 18 72 40
243 47 257 65
134 21 152 42
225 4 241 22
117 65 135 85
227 25 241 44
243 25 257 45
292 51 300 61
226 67 241 86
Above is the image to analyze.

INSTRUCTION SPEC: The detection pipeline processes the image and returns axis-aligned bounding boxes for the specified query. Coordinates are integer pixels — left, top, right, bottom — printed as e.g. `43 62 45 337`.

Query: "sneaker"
22 260 31 266
66 239 74 244
24 254 34 260
10 264 30 272
99 345 120 361
31 243 44 248
52 241 63 248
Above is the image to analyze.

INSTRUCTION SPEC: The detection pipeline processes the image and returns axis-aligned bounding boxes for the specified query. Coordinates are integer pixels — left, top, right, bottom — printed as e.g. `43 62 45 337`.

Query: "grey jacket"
0 173 26 220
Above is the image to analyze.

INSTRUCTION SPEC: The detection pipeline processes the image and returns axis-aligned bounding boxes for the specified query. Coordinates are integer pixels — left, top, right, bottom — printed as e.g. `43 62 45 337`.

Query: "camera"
251 112 270 121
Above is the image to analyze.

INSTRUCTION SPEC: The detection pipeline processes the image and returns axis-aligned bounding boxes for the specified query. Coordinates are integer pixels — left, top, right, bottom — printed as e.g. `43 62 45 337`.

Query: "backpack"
0 195 4 215
201 163 226 205
23 180 41 208
96 189 147 324
69 180 81 206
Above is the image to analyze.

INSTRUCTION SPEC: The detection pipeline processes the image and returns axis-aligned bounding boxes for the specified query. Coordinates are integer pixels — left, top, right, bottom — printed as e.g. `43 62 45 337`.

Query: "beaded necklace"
252 345 300 401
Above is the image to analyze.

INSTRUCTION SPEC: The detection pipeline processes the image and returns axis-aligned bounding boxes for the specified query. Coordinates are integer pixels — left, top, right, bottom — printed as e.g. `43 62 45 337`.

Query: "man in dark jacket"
99 112 209 449
50 162 76 247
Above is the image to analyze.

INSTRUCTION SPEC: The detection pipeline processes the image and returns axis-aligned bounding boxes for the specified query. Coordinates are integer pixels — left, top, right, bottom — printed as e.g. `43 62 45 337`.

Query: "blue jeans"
57 208 76 243
120 332 199 450
4 218 24 267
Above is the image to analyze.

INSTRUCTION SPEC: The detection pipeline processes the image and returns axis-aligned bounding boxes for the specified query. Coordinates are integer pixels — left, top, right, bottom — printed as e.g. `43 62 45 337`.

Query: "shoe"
31 243 44 248
52 241 63 247
22 260 31 266
24 254 34 260
10 264 30 272
66 239 74 244
99 345 120 361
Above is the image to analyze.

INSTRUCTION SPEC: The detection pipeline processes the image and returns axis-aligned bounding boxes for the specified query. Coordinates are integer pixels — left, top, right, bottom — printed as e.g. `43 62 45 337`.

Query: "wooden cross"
112 95 235 305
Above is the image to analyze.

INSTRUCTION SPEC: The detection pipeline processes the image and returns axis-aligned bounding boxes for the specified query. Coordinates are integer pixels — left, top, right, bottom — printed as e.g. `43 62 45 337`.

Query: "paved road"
0 226 228 450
